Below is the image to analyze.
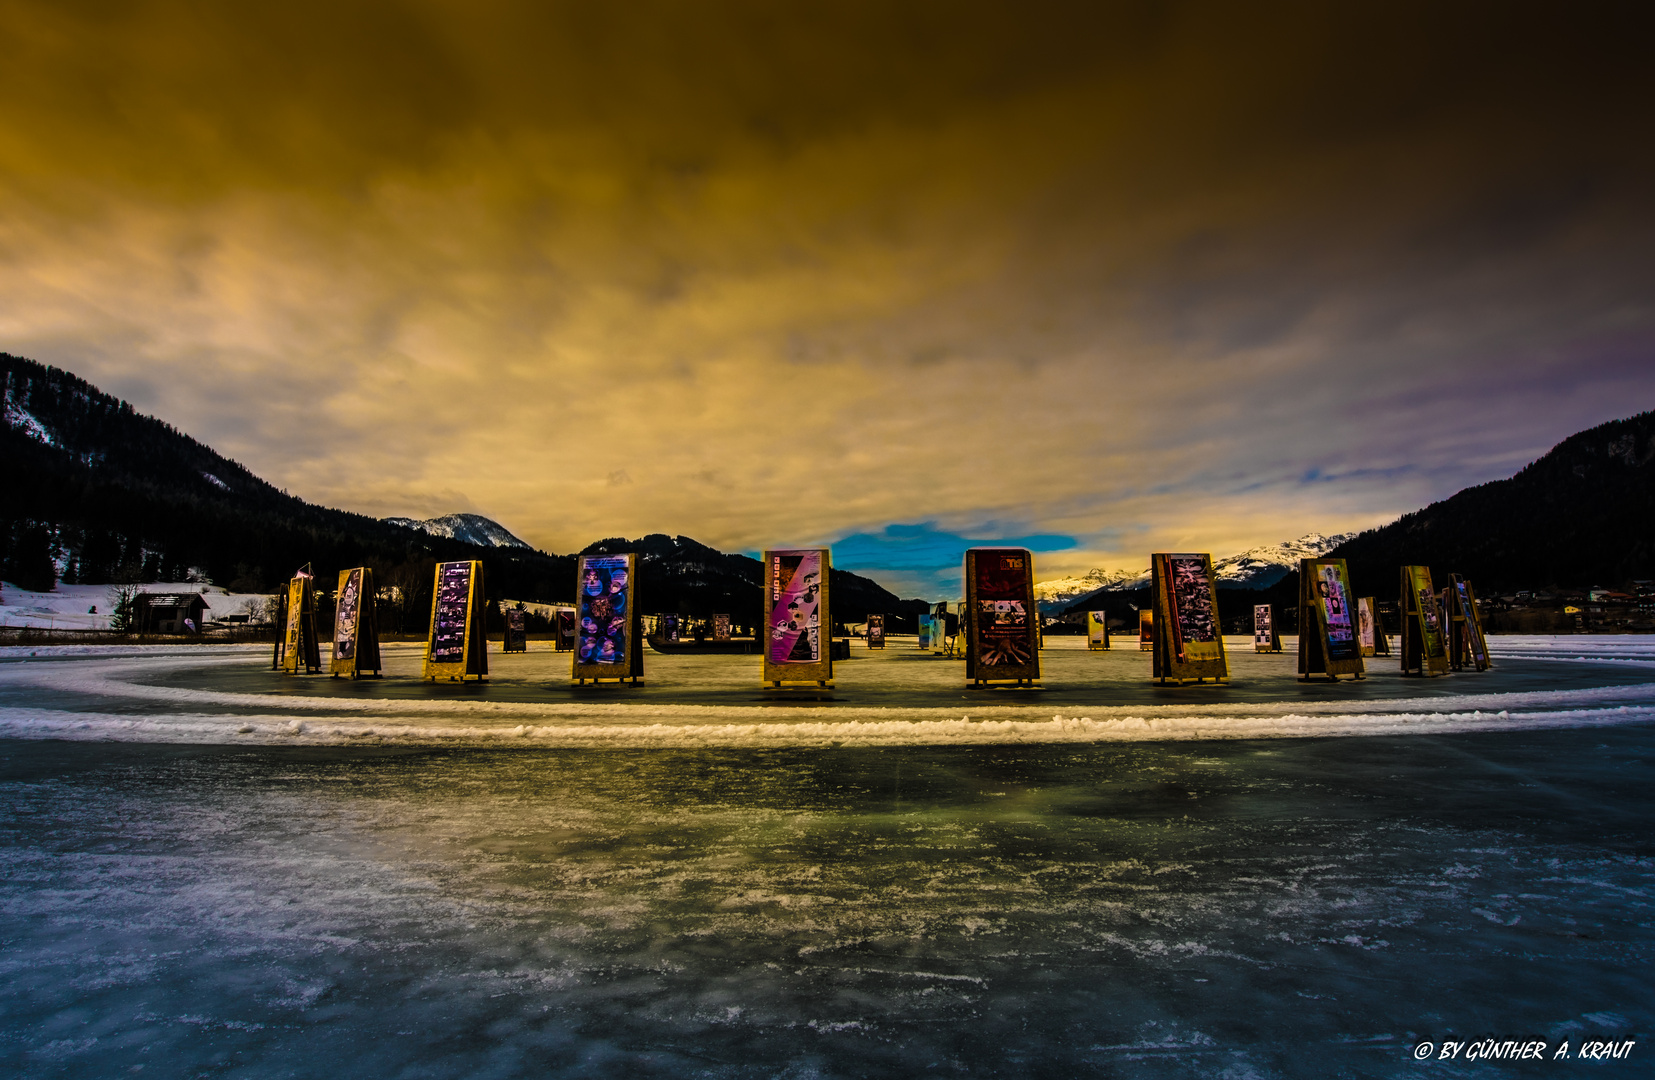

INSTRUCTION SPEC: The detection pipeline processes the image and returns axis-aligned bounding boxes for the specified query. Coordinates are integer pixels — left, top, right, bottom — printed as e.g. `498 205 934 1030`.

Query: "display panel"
918 614 933 650
555 607 576 651
1356 597 1377 655
577 556 630 667
762 548 832 685
430 562 473 665
423 560 487 681
1254 604 1272 650
1400 565 1450 676
713 614 731 642
965 548 1039 684
1165 555 1222 663
1151 553 1228 683
1138 608 1154 650
1315 562 1360 662
1087 611 1109 650
1408 565 1445 657
504 606 527 652
334 568 361 662
769 550 823 665
867 613 885 649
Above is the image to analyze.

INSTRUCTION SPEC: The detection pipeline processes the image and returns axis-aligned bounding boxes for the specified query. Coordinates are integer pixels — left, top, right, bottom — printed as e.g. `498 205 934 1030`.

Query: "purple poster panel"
770 551 822 664
1316 563 1359 661
578 556 629 665
430 562 472 664
334 568 362 661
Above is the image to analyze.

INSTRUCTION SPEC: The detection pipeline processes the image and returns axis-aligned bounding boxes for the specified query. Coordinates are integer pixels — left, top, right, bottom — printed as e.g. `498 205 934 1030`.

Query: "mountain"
385 514 532 550
1210 533 1355 588
1331 410 1655 595
1034 568 1139 614
1037 532 1353 613
0 352 574 612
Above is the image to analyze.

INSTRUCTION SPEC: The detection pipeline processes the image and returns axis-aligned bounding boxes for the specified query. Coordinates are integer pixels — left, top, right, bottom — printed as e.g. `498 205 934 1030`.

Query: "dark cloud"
1 1 1651 582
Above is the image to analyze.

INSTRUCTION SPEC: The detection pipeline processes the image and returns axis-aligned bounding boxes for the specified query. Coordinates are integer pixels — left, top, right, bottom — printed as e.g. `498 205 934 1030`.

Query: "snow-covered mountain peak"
383 513 533 550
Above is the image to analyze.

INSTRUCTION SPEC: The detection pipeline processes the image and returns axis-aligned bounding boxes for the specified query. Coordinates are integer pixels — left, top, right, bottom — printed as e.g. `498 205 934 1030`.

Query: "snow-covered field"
0 580 274 630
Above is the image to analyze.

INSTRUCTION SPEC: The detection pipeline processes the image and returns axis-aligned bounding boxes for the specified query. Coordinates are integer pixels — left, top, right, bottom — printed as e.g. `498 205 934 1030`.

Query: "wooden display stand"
279 573 322 675
573 553 643 685
965 548 1041 687
1138 609 1154 651
763 548 832 688
713 614 731 642
1087 610 1111 651
1399 565 1450 677
554 607 576 651
1298 558 1365 681
1369 599 1392 656
1447 575 1491 672
503 605 527 653
1253 604 1282 653
1151 553 1229 684
423 560 488 682
867 613 886 649
329 566 381 678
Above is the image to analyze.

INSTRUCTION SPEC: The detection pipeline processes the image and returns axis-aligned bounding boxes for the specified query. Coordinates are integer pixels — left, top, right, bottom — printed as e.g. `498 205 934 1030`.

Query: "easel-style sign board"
1253 604 1282 653
504 606 528 652
1138 608 1154 650
867 614 886 648
1087 611 1110 650
714 614 731 642
763 548 832 686
1399 565 1450 676
662 613 681 643
1361 597 1391 655
917 614 933 650
1298 558 1365 680
573 554 643 683
281 575 322 675
1151 553 1228 683
330 567 382 677
1355 597 1377 657
1451 577 1491 671
423 560 488 681
555 607 577 651
964 548 1040 685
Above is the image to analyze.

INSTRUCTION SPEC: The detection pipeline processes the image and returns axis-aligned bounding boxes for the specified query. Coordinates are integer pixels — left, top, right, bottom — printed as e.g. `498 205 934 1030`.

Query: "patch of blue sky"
826 522 1079 600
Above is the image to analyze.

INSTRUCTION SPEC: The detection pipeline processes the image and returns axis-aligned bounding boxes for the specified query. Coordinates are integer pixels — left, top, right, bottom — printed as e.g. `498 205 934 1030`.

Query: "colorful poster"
430 561 473 665
1356 597 1376 653
1315 562 1359 662
577 556 630 666
918 614 933 650
972 550 1032 668
769 550 823 664
713 614 731 642
1087 611 1108 648
556 607 576 651
505 606 527 651
334 567 362 661
1138 608 1154 649
1253 604 1272 649
662 613 680 642
867 613 885 648
1164 555 1220 662
1407 565 1445 657
284 578 304 659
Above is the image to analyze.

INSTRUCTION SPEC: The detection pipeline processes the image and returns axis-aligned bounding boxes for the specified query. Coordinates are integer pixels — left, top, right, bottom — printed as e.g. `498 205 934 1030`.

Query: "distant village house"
132 593 211 633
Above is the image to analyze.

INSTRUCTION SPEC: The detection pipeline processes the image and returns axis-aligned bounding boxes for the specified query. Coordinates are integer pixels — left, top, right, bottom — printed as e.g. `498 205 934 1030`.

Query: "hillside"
1331 411 1655 596
0 352 575 608
1 353 926 626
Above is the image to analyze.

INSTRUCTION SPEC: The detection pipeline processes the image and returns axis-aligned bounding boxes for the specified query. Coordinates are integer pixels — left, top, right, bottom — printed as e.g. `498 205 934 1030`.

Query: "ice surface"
1 637 1650 1075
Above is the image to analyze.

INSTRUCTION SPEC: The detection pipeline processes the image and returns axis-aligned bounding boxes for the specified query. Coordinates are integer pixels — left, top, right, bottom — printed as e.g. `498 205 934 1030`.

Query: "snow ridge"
384 513 533 550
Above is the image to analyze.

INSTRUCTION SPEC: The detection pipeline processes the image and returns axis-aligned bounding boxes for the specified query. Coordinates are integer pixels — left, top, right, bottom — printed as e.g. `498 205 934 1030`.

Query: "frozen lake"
1 637 1650 1075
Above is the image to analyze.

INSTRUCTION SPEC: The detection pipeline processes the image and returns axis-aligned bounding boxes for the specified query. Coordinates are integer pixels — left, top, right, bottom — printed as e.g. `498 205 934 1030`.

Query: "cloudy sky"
2 1 1651 596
